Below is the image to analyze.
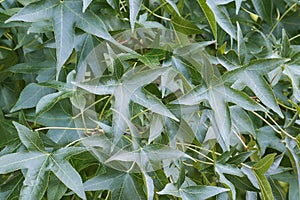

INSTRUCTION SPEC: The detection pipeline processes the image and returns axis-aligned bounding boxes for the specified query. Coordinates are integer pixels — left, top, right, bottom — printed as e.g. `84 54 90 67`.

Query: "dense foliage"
0 0 300 199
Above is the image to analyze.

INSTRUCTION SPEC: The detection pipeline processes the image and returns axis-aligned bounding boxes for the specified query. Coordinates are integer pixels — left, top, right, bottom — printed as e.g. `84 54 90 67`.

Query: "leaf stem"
131 108 149 120
35 126 98 132
265 112 296 140
251 111 282 135
185 146 214 162
73 96 109 119
232 129 248 149
289 34 300 42
277 101 296 112
99 95 113 120
268 3 297 38
142 5 171 21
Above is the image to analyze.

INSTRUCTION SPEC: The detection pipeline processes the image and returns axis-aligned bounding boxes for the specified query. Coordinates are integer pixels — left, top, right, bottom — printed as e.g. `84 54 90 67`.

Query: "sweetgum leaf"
6 0 112 78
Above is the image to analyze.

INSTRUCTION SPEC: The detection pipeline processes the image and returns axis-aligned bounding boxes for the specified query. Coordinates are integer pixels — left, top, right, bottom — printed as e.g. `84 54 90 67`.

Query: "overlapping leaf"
6 0 112 78
223 58 287 117
75 67 178 144
84 168 147 199
174 53 264 150
158 184 229 200
0 122 86 200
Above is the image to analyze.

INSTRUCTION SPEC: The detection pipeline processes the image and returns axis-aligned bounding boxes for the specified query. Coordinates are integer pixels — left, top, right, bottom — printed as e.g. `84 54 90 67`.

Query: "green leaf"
285 137 300 200
6 0 112 78
47 174 67 200
281 29 292 57
105 144 188 172
36 91 73 116
176 160 185 189
0 152 48 174
158 183 229 200
84 169 147 199
132 88 178 121
174 54 263 150
197 0 217 40
236 21 247 63
20 160 50 200
251 0 273 24
129 0 142 31
0 172 24 200
180 186 229 200
171 14 203 35
163 0 181 16
76 67 171 144
143 172 155 200
252 153 276 200
157 183 181 198
226 174 259 192
50 159 86 200
11 83 54 112
283 64 300 102
0 111 19 148
256 127 286 155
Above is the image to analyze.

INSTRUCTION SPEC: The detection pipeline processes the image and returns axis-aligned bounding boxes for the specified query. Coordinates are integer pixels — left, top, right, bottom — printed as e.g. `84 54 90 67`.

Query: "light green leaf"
105 144 188 172
174 54 263 150
252 153 276 200
180 186 229 200
129 0 142 31
0 152 47 174
253 153 276 173
164 0 181 16
20 159 50 200
6 0 112 78
50 159 86 200
197 0 217 40
235 0 243 14
13 122 44 151
132 88 178 121
207 1 236 39
36 91 73 116
236 21 247 63
158 183 229 200
11 83 54 112
157 183 181 197
143 172 154 200
84 169 124 191
76 67 170 144
149 114 164 143
82 0 92 12
223 58 287 117
230 106 256 135
75 33 101 80
256 127 286 155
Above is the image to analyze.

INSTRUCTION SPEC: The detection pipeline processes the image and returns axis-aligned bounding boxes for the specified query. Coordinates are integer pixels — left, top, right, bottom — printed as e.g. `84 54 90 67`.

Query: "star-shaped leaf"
84 168 147 200
222 58 287 117
0 122 86 200
6 0 112 78
174 54 264 151
75 67 178 145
